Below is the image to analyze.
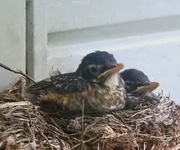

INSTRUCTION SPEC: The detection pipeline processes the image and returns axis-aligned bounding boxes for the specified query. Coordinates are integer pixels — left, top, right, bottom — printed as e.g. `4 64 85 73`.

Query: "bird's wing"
27 73 88 95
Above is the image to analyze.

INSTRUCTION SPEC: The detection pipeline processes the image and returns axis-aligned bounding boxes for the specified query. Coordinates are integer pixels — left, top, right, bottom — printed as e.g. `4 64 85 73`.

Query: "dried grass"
0 79 179 150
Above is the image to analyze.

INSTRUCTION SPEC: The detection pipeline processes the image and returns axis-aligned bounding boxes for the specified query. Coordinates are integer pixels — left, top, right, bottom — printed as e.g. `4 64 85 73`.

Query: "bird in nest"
120 68 160 109
26 51 126 114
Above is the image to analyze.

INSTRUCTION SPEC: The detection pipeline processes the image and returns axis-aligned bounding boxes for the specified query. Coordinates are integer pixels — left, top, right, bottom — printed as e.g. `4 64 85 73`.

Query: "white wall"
0 0 25 89
47 0 180 33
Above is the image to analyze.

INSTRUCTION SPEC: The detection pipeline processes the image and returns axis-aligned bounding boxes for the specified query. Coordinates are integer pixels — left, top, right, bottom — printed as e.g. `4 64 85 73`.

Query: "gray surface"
0 0 25 89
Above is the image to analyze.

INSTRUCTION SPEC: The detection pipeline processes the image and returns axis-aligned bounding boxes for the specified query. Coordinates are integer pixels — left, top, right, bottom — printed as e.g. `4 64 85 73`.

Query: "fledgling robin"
27 51 126 114
120 68 160 109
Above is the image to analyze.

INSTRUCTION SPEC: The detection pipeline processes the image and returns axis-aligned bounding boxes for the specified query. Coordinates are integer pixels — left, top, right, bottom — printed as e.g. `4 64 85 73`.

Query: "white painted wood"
47 0 180 33
26 0 48 81
0 0 25 89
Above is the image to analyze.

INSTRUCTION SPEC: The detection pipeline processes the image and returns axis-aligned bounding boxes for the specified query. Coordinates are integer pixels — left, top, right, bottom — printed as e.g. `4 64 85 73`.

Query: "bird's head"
121 68 160 95
76 51 124 86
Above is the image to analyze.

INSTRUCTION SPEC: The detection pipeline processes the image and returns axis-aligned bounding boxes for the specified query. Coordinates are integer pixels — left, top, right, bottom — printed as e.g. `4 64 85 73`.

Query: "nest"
0 79 179 150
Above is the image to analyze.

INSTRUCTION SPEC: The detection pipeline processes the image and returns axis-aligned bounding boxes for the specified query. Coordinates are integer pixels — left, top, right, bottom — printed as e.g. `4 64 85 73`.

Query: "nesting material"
0 80 179 150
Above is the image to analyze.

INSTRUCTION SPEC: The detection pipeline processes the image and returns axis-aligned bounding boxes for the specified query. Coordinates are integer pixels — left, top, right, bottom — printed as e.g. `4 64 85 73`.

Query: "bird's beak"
98 63 125 79
132 82 160 93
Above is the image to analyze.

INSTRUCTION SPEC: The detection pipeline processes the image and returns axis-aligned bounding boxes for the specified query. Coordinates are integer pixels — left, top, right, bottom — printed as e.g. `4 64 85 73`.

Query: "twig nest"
0 81 179 150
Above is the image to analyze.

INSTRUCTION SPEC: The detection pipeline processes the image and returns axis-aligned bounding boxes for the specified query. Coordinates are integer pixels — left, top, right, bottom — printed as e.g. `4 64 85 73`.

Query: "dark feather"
120 69 150 93
27 73 88 95
121 69 150 84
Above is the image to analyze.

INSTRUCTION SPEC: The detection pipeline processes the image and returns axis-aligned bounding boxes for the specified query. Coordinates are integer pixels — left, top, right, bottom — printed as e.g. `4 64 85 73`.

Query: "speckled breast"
39 84 126 113
82 84 126 112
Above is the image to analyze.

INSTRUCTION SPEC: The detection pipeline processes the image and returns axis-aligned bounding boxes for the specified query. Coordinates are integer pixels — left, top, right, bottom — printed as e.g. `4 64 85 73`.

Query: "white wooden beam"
26 0 48 81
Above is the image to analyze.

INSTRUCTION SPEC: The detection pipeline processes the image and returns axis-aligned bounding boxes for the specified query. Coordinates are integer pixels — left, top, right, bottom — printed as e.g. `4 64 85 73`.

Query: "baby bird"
27 51 126 114
120 68 160 109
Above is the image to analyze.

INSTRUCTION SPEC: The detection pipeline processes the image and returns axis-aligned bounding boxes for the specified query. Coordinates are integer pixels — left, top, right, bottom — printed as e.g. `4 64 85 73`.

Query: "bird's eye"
90 67 98 74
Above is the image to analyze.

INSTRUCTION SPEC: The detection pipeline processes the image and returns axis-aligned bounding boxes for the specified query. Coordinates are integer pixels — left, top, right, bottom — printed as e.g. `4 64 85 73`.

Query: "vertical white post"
26 0 48 81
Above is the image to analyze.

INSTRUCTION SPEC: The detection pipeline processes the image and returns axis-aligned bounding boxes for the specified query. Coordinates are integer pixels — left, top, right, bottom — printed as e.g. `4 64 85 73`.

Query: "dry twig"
0 63 35 83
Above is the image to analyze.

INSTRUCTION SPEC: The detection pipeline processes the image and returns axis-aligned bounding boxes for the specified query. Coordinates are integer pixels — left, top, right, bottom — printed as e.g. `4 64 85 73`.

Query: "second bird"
120 68 160 109
120 68 159 97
